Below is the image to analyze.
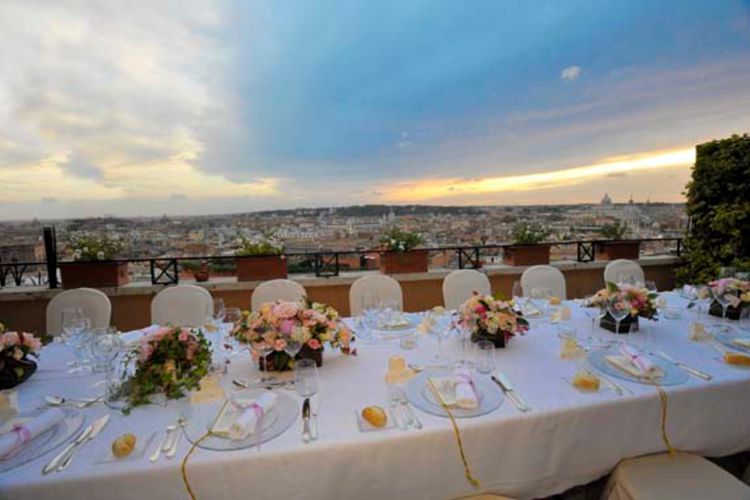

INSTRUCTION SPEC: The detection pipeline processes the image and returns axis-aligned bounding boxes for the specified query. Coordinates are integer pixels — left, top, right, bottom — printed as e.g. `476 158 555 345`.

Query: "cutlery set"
491 373 531 412
43 414 110 474
150 419 185 462
390 387 422 430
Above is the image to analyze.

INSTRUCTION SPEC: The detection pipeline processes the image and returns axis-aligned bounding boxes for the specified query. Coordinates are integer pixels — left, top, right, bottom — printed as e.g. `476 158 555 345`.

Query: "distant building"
600 193 613 206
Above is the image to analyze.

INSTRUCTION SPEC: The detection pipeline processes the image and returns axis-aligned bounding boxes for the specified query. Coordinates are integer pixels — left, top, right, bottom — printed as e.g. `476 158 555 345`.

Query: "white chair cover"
46 288 112 336
604 259 645 286
251 279 307 312
520 265 567 299
151 285 213 327
349 275 403 316
442 270 491 310
603 452 750 500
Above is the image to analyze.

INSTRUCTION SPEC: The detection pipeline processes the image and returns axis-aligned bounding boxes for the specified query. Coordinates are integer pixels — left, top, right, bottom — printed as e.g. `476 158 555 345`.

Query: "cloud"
561 65 582 81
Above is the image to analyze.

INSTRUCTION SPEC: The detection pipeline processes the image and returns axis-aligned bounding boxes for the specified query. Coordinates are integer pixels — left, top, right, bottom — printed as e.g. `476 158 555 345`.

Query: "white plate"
404 369 502 418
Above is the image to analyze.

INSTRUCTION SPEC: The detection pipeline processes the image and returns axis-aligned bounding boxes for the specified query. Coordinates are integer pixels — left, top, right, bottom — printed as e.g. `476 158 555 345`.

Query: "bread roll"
572 371 600 391
362 406 387 428
112 433 137 458
724 352 750 366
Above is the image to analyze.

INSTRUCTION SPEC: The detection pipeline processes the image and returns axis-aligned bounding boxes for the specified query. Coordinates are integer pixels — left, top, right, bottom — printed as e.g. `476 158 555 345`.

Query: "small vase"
470 329 507 348
0 356 37 389
709 300 745 321
257 345 324 372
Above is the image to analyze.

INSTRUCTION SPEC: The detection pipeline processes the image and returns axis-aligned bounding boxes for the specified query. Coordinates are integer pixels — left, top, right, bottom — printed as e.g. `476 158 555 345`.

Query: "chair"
603 452 750 500
151 285 213 327
520 265 567 299
604 259 645 286
349 275 403 316
442 269 491 310
453 494 516 500
46 288 112 336
251 279 307 312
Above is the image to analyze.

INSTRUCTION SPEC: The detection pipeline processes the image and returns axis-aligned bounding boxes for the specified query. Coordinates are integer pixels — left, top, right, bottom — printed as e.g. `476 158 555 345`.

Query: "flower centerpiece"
457 293 529 348
235 236 287 281
231 300 354 371
587 282 658 333
120 326 211 411
378 228 428 274
60 233 129 288
708 278 750 320
0 323 42 389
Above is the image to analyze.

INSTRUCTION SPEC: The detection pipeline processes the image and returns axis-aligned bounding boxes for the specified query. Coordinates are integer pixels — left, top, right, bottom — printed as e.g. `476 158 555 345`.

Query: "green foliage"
236 237 284 256
380 228 424 252
678 134 750 285
511 222 549 244
68 233 125 261
599 222 628 240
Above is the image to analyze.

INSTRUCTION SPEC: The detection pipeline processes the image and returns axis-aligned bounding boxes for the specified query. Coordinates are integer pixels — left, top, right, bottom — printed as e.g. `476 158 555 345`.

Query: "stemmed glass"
512 280 525 311
607 297 630 339
284 339 303 369
430 320 453 363
252 342 275 374
61 308 91 372
711 287 733 329
294 359 319 398
455 323 473 368
213 298 226 325
581 296 599 346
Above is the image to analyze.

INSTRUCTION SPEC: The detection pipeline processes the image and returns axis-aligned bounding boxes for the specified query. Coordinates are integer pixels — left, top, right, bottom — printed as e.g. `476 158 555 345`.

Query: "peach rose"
307 338 321 350
272 301 299 319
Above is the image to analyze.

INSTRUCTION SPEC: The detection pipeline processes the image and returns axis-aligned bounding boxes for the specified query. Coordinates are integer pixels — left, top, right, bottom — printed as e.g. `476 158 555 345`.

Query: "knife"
302 398 312 443
43 424 93 475
654 350 712 381
57 414 110 471
495 373 531 412
310 398 319 441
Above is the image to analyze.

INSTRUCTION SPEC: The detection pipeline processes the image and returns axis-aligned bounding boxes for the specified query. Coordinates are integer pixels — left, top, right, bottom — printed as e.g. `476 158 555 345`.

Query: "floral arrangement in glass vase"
0 323 42 389
231 300 355 371
708 277 750 319
120 326 211 410
457 293 529 348
68 233 125 261
587 282 658 333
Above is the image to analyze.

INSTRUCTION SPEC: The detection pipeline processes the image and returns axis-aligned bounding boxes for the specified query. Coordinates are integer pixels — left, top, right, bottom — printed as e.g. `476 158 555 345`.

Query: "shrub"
511 223 549 245
380 228 423 252
235 238 284 257
599 222 628 240
678 134 750 285
68 233 125 261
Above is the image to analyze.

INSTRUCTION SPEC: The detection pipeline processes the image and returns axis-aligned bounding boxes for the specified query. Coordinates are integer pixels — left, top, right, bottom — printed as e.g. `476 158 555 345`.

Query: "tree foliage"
678 134 750 284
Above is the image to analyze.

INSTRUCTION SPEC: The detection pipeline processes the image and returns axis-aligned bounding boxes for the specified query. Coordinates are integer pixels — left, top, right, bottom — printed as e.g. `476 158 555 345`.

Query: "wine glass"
61 308 90 372
455 322 473 368
284 339 303 365
91 328 122 372
512 281 525 311
607 298 630 338
294 359 319 398
645 281 658 293
581 297 599 345
224 307 241 325
529 287 551 319
711 287 733 328
213 298 226 325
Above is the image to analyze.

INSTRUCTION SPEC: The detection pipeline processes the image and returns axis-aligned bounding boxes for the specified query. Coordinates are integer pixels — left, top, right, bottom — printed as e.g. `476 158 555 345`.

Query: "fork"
395 388 421 429
388 393 407 430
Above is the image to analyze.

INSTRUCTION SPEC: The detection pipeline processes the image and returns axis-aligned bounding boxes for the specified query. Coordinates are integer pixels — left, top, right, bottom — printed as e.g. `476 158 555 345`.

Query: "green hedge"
678 133 750 284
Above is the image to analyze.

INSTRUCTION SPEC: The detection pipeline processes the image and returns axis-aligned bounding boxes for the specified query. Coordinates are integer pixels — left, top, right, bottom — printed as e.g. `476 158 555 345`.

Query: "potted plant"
503 223 551 266
457 293 529 348
235 237 287 281
0 323 42 389
378 228 428 274
707 278 750 320
595 222 640 261
587 282 658 333
59 233 128 288
230 300 354 371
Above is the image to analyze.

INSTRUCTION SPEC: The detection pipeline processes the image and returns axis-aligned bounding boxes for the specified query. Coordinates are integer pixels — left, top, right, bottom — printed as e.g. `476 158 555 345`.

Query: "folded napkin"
228 393 277 440
606 347 664 379
120 325 161 345
0 408 65 459
454 369 478 409
731 338 750 349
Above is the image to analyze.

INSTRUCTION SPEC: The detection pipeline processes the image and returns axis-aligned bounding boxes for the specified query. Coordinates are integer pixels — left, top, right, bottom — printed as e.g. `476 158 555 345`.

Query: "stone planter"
59 261 129 288
502 244 551 266
379 250 429 274
600 311 639 334
594 241 641 261
709 300 747 320
193 260 210 282
0 356 37 389
470 329 508 348
258 345 323 372
236 255 287 282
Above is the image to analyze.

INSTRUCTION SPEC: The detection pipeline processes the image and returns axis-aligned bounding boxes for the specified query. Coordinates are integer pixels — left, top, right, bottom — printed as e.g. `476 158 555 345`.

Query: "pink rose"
307 338 321 350
279 319 295 335
272 301 299 319
178 331 189 342
274 339 287 351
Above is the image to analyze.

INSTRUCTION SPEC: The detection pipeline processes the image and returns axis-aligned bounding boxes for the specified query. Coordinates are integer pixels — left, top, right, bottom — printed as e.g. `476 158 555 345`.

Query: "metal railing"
0 233 684 289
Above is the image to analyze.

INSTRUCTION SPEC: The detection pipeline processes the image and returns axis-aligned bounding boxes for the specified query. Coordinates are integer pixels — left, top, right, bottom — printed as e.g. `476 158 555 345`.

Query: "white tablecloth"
2 295 750 500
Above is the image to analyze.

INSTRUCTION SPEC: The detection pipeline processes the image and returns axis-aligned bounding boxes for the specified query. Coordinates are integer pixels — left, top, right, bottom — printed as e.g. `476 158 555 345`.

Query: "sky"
1 0 749 220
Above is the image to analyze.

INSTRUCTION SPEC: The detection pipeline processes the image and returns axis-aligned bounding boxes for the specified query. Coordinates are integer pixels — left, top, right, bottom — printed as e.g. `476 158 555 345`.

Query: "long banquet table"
2 295 750 500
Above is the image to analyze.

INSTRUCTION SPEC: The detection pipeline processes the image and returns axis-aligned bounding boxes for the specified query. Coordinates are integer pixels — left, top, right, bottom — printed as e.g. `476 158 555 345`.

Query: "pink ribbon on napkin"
454 368 479 409
1 424 32 459
620 345 657 375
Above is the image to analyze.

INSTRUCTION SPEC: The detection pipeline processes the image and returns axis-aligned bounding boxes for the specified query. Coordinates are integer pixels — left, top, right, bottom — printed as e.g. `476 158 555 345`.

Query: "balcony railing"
0 230 684 289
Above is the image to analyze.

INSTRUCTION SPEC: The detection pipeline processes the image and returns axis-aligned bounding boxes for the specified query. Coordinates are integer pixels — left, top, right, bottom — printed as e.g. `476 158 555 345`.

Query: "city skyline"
1 1 749 219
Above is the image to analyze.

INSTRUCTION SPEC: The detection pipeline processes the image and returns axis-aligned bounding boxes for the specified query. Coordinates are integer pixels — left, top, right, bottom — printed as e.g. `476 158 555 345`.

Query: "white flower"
96 251 105 260
82 247 89 253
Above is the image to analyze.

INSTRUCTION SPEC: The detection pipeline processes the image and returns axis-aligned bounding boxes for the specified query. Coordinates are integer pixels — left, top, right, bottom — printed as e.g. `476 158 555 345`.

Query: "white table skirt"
2 295 750 500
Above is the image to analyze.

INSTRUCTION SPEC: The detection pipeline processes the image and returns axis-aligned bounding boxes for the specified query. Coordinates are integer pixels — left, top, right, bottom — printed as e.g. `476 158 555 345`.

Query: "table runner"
2 295 749 500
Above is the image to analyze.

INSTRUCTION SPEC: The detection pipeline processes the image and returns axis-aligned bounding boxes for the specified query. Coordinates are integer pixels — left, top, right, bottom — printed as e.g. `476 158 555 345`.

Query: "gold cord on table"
427 379 480 488
654 384 676 456
180 400 230 500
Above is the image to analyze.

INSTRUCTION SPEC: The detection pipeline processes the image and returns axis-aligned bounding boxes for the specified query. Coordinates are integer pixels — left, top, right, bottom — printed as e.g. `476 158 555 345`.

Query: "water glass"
294 359 319 397
399 331 417 350
213 298 226 324
89 327 122 372
474 340 495 374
